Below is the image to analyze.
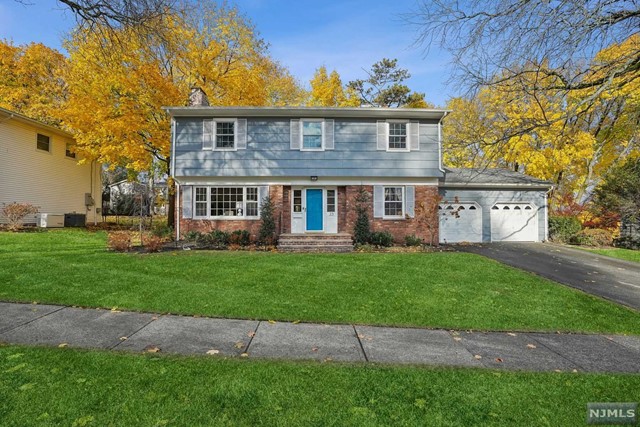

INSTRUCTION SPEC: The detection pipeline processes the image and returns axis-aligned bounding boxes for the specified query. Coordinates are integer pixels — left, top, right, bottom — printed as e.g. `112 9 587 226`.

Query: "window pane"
327 190 335 213
384 187 403 216
216 122 235 148
302 121 323 149
388 123 407 149
210 187 244 216
37 134 50 151
65 143 76 158
195 187 208 217
293 189 302 213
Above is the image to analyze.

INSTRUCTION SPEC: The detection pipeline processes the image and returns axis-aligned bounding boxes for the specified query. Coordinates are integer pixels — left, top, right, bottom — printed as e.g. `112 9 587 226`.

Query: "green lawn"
1 345 639 427
583 247 640 263
1 229 639 334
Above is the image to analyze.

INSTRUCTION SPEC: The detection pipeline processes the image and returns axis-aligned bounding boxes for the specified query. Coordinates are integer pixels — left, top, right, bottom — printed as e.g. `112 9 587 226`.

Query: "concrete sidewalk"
1 301 639 373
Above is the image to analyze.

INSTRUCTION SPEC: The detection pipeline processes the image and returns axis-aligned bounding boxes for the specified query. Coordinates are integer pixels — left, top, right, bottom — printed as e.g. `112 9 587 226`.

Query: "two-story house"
165 105 551 247
0 107 102 226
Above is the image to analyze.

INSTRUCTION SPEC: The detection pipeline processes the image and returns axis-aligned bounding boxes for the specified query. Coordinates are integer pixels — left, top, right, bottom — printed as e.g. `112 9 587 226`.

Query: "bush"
143 233 165 253
549 216 582 243
199 230 229 249
613 235 640 250
353 187 371 245
107 231 133 252
569 228 613 247
404 234 422 247
229 230 251 247
370 231 394 247
1 202 39 231
183 231 202 242
258 195 277 246
152 223 173 239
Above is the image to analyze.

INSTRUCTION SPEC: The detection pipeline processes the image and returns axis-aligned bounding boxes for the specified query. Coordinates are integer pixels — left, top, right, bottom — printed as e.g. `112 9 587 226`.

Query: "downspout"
175 183 180 241
170 115 179 241
437 111 449 174
544 186 553 241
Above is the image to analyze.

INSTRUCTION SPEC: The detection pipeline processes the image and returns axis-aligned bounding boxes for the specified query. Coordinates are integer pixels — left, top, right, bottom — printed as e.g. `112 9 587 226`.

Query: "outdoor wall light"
310 176 318 181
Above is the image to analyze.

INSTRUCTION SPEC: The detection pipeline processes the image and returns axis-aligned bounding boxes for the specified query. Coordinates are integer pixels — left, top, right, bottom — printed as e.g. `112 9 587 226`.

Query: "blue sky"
0 0 454 106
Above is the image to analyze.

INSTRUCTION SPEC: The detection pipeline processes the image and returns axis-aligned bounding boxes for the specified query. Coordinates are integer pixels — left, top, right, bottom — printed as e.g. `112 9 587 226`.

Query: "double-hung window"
384 187 404 218
65 142 76 159
37 133 50 152
203 119 236 150
302 120 323 150
388 122 407 150
193 186 260 219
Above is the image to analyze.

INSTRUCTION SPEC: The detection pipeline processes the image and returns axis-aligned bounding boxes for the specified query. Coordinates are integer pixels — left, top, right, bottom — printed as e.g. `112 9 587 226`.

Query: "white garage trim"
490 202 538 242
439 201 483 243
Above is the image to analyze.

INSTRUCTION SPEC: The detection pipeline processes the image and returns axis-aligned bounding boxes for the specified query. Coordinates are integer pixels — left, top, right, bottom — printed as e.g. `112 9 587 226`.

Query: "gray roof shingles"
442 168 552 187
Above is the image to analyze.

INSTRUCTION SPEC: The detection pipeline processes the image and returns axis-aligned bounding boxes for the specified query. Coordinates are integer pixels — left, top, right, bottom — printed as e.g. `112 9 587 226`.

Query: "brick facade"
178 184 439 244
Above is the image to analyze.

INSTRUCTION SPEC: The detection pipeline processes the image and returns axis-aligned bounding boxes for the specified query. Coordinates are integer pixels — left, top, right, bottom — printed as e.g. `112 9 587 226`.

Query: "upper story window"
302 120 323 150
388 122 407 150
65 142 76 159
36 134 50 152
203 119 237 150
290 119 334 151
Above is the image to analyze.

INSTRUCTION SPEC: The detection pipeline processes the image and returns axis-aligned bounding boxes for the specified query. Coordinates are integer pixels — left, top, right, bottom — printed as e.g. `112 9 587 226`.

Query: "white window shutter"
405 186 415 218
376 121 387 151
236 119 247 149
324 119 334 150
182 186 193 218
373 185 384 218
409 121 420 151
202 119 213 150
290 119 301 150
258 185 270 205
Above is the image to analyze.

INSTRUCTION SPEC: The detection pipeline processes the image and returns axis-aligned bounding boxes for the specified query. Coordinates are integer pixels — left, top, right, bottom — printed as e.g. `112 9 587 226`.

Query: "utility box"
64 213 86 227
37 213 65 228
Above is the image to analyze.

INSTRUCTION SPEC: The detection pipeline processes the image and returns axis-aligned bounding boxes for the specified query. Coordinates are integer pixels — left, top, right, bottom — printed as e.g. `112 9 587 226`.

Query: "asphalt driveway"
457 243 640 311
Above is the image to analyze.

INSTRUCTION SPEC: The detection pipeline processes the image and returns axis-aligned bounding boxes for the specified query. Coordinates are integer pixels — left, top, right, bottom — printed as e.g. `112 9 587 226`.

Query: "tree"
347 58 431 107
0 41 67 125
413 1 640 96
415 193 443 246
309 66 359 107
352 186 371 244
61 2 304 226
593 157 640 224
258 194 277 246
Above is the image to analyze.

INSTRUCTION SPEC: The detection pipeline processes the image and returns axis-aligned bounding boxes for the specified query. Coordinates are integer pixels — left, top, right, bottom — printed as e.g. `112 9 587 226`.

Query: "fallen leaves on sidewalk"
58 343 68 348
143 345 161 353
206 349 220 355
526 344 537 349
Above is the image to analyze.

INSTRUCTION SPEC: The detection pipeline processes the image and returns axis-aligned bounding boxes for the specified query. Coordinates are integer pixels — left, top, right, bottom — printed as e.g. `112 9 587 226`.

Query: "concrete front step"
278 245 354 253
278 233 354 252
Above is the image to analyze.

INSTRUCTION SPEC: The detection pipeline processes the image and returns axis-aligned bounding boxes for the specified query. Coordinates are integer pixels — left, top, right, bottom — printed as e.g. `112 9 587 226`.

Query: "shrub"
258 195 277 246
229 230 251 247
569 228 613 247
613 235 640 250
152 223 174 239
353 187 371 244
404 234 422 247
199 230 229 249
143 233 165 253
549 216 582 243
183 230 202 242
107 231 132 252
370 231 394 247
1 202 39 231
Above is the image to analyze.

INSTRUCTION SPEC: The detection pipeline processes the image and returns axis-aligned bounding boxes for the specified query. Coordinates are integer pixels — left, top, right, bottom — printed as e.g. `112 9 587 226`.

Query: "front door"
306 189 323 231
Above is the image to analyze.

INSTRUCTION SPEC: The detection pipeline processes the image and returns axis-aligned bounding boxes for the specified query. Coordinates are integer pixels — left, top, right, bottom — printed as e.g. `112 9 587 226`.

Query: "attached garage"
439 202 482 243
439 168 552 243
490 203 538 242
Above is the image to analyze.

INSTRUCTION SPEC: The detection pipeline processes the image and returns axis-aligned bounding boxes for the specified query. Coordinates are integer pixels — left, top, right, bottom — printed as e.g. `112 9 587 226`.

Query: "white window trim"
300 118 325 152
386 120 410 152
36 133 52 154
383 186 405 219
192 185 260 220
203 119 238 152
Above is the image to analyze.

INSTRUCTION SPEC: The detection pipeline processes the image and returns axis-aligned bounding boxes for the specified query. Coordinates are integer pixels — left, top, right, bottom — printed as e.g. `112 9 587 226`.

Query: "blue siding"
173 118 442 178
439 188 548 242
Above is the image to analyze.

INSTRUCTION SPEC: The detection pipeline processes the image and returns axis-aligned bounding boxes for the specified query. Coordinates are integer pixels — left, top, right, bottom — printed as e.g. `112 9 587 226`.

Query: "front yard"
1 344 639 426
582 247 640 263
1 230 639 334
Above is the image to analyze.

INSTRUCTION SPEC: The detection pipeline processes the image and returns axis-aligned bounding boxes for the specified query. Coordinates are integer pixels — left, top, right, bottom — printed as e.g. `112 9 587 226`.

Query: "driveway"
456 243 640 311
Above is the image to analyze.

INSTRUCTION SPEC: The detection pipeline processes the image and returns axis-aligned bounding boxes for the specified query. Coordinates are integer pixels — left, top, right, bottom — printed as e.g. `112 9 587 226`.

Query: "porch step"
278 233 354 253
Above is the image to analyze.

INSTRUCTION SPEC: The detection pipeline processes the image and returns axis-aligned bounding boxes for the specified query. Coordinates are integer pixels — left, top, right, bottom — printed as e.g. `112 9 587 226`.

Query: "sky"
0 0 455 106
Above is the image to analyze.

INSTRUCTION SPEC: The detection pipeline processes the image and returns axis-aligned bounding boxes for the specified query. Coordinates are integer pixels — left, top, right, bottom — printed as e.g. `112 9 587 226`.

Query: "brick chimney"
189 87 209 106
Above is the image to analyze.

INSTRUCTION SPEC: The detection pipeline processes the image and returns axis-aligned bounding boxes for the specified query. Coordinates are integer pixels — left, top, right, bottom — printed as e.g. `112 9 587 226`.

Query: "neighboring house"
0 107 102 225
165 105 552 244
106 179 168 216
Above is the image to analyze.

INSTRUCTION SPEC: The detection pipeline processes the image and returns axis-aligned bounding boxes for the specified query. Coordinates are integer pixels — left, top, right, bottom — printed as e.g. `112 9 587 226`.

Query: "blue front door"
306 189 323 231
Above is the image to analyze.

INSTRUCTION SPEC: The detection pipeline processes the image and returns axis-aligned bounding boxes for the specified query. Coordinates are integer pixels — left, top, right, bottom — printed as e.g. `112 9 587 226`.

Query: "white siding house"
0 107 102 225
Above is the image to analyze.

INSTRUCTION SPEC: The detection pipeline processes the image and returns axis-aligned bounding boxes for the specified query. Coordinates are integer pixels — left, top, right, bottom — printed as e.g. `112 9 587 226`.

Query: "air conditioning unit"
37 213 65 228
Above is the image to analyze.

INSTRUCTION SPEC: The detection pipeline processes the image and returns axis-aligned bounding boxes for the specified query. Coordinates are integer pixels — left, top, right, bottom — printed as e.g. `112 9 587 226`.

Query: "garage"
439 202 483 243
490 203 538 242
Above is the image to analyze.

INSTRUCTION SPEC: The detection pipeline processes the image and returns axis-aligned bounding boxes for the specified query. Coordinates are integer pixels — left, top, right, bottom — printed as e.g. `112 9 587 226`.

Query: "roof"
442 168 553 189
0 107 73 138
163 106 449 120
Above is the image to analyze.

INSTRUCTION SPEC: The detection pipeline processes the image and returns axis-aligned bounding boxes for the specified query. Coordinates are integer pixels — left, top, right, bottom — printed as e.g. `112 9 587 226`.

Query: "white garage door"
439 202 483 243
490 203 538 242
